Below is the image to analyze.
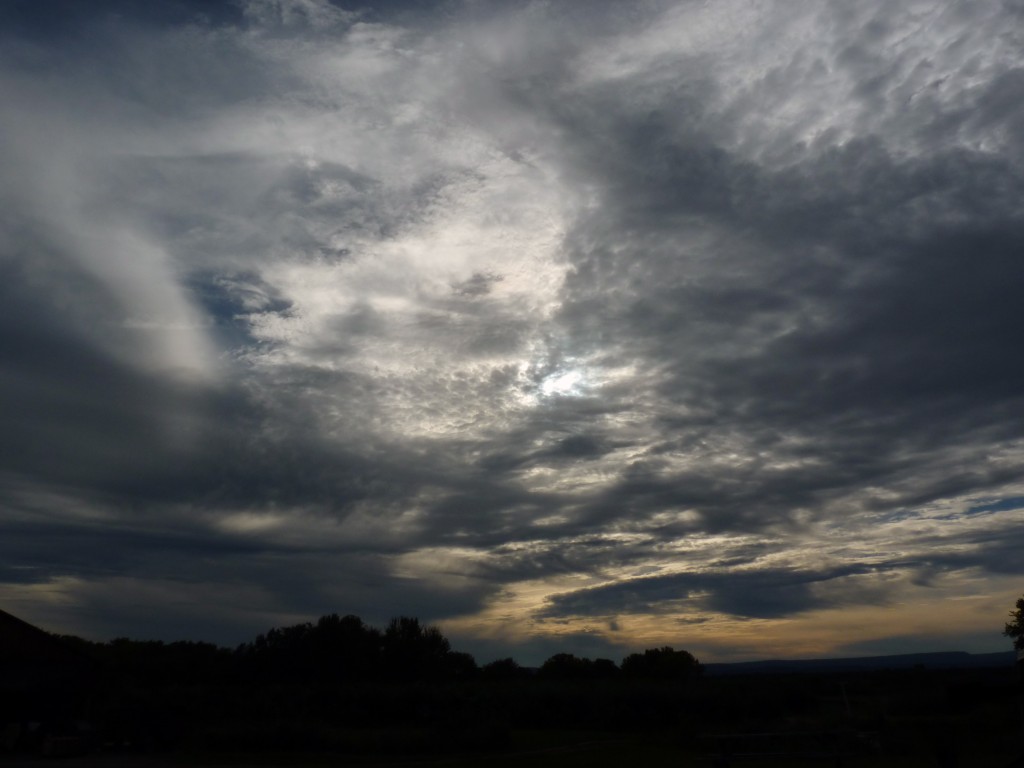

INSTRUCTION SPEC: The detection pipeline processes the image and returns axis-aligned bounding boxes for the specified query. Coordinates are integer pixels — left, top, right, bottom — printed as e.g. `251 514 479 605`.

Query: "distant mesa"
704 650 1017 676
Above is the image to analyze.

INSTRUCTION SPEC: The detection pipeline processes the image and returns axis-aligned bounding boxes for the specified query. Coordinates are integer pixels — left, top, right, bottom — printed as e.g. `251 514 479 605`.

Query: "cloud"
2 0 1024 659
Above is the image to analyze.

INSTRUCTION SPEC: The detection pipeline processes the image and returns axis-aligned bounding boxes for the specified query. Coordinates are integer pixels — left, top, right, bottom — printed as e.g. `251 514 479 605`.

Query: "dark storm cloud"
476 431 616 474
0 253 380 516
0 259 200 490
542 58 1024 537
0 0 244 40
542 564 899 620
904 523 1024 578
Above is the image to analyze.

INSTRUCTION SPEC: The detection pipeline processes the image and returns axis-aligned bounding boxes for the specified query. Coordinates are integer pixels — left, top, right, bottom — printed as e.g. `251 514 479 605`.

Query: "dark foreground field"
1 727 1023 768
5 666 1024 767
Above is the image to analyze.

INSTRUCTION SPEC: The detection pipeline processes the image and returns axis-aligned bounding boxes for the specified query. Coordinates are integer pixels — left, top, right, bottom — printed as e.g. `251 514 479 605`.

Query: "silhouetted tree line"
237 614 482 683
23 613 706 752
56 614 702 688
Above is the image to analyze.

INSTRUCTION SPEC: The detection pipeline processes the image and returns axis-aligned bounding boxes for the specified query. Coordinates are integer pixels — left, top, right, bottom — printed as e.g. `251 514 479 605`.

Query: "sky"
2 0 1024 665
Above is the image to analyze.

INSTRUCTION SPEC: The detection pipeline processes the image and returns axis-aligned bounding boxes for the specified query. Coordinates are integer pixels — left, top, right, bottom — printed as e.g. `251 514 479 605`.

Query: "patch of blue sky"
964 496 1024 516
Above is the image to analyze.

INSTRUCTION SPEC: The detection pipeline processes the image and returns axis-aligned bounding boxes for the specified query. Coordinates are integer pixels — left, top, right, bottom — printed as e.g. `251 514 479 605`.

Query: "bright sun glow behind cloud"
539 369 585 398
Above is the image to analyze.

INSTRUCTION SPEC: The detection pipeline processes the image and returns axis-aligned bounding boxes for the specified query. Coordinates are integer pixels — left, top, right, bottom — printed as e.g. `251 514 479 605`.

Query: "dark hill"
704 650 1016 675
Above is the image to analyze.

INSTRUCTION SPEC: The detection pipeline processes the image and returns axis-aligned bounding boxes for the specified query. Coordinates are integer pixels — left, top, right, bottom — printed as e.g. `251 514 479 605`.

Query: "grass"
165 728 1024 768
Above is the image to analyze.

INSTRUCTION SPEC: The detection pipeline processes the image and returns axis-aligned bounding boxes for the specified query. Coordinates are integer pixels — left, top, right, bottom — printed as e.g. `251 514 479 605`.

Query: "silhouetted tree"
481 657 530 681
234 614 477 684
381 616 454 681
444 651 479 680
238 621 316 680
236 613 386 683
310 613 383 681
1004 595 1024 650
621 646 702 680
591 658 620 678
538 653 617 680
540 652 583 679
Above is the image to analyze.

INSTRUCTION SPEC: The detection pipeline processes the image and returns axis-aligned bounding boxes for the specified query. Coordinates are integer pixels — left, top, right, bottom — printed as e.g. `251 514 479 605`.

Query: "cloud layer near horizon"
2 0 1024 662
